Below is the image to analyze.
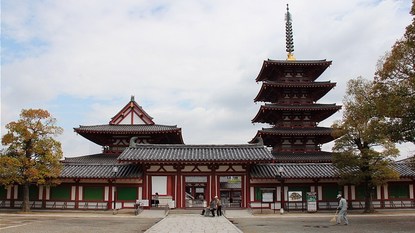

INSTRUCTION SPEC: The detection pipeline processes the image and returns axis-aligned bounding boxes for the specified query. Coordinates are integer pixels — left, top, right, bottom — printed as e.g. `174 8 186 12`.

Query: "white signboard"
262 192 274 203
288 191 303 202
307 192 317 212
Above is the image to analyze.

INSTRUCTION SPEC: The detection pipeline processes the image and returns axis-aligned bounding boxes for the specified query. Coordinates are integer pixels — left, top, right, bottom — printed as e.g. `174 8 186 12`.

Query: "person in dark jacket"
216 196 222 216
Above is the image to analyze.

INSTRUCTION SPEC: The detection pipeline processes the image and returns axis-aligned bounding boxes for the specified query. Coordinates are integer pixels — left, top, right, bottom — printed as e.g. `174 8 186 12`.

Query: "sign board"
262 192 274 203
306 192 317 212
288 191 303 202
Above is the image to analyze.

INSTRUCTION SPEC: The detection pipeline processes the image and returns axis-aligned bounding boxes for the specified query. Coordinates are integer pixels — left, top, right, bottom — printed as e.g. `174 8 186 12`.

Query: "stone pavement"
140 208 415 233
144 214 243 233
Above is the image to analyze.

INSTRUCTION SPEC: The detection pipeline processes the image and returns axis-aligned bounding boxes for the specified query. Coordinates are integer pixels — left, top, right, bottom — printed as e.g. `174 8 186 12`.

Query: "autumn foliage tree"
332 77 400 213
0 109 63 212
374 2 415 145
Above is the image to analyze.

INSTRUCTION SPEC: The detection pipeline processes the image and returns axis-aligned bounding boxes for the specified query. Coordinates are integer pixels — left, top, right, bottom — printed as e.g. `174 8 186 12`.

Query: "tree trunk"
364 182 375 213
22 183 30 212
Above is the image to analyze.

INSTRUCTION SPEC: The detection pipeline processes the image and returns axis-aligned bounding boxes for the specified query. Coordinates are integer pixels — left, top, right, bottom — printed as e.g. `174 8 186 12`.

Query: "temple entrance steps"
168 209 203 215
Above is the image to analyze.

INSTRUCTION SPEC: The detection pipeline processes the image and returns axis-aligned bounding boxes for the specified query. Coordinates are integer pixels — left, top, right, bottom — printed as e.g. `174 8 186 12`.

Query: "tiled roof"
261 81 336 88
62 154 118 164
256 59 332 82
250 162 415 179
60 164 142 179
259 127 333 135
74 124 181 134
266 59 332 65
261 103 341 111
394 163 415 177
273 152 333 163
118 144 274 163
251 163 339 179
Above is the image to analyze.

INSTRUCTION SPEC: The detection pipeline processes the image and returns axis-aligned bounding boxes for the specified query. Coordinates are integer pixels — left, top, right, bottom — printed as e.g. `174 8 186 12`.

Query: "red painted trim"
167 176 173 196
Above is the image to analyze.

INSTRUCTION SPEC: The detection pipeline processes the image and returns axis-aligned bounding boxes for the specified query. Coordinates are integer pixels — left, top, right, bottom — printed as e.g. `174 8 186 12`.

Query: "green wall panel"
0 186 7 198
117 187 137 201
51 186 71 200
84 187 104 201
389 183 409 198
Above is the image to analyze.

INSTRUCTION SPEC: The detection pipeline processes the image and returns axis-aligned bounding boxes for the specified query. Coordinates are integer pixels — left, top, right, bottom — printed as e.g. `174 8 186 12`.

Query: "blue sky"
1 0 414 158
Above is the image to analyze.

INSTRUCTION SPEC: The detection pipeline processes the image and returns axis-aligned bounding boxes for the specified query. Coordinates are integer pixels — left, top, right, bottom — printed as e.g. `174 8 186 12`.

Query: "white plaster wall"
384 184 389 199
284 186 288 201
78 186 83 201
13 185 18 199
318 186 322 201
46 186 50 200
71 186 76 200
39 185 43 200
104 186 109 201
7 186 11 199
276 186 281 201
377 186 382 199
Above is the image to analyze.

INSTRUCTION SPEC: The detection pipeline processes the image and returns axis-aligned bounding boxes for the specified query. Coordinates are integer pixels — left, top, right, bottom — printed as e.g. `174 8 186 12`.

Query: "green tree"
0 109 63 212
374 2 415 145
332 77 400 213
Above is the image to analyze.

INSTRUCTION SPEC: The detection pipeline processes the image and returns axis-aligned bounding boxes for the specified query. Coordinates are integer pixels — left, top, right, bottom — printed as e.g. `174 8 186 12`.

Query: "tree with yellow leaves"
1 109 63 212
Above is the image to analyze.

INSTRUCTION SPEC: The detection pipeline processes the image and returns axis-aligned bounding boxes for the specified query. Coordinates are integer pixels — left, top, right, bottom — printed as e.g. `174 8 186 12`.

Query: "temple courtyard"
1 209 415 233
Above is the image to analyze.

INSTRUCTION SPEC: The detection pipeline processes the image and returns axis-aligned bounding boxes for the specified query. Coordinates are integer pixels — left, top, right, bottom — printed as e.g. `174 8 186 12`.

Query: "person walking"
336 194 349 225
216 196 222 216
154 193 159 207
209 197 217 217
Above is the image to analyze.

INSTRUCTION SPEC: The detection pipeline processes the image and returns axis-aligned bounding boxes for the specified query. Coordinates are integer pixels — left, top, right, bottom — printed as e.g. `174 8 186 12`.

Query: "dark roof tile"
74 124 181 133
60 164 142 179
118 144 274 163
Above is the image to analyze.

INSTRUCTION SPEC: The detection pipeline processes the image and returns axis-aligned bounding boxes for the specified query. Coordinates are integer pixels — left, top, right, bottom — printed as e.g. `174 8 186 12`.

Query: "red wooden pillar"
208 164 219 202
242 175 247 208
313 179 319 210
173 164 184 208
380 185 385 208
281 180 285 210
108 180 113 210
42 185 47 209
412 180 415 207
244 165 251 208
10 185 15 208
74 179 80 209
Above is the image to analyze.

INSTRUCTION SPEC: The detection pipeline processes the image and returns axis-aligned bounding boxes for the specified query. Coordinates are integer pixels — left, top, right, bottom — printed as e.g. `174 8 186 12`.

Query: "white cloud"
1 0 414 158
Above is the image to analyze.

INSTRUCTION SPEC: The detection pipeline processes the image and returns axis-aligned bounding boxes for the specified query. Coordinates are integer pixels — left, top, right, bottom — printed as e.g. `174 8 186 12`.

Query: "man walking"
216 196 222 216
336 194 349 225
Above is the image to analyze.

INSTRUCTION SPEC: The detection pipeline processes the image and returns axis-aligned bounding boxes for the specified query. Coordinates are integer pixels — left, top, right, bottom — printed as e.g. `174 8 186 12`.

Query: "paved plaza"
1 209 415 233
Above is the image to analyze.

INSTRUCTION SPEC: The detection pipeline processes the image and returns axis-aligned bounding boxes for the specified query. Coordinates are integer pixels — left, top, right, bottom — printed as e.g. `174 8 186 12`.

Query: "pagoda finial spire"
285 4 296 60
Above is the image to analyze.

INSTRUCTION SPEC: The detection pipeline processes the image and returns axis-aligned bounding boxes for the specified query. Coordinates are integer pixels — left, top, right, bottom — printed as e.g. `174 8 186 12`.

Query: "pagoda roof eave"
260 103 341 111
255 59 332 82
258 127 334 136
251 104 341 123
254 81 336 102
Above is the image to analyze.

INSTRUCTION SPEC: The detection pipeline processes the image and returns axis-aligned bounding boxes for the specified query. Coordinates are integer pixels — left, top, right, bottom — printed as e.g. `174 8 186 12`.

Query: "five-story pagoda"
250 5 341 163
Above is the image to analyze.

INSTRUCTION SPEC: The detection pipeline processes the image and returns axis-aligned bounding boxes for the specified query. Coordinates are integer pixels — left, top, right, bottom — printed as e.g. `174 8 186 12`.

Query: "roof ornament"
129 136 138 147
250 136 264 146
130 95 135 108
285 4 296 61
